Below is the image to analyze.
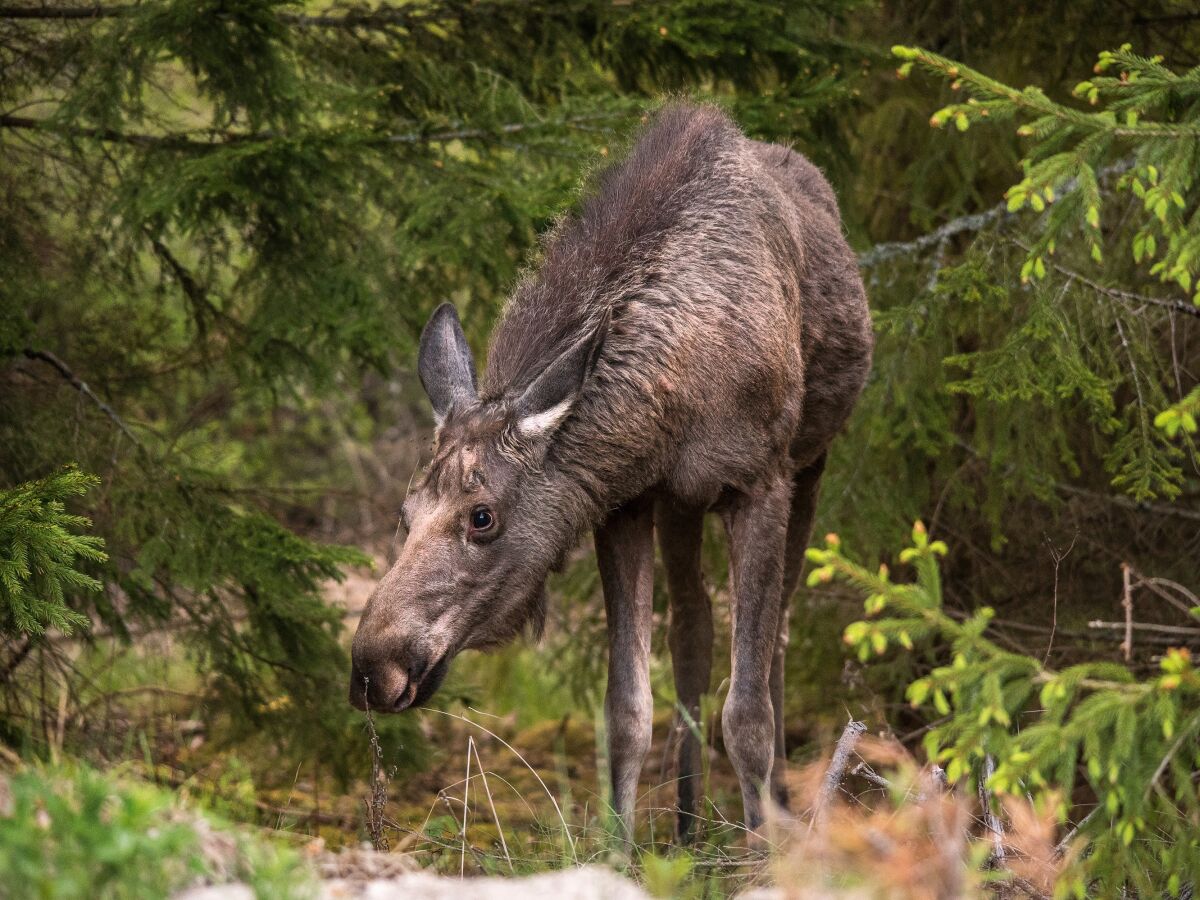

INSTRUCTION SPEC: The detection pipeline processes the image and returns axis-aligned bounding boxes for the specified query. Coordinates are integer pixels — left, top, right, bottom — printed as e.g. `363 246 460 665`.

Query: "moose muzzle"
348 632 450 713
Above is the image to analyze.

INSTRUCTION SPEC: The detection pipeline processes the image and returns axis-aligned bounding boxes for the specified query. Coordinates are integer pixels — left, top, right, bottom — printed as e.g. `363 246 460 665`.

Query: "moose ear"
418 303 478 425
515 311 608 438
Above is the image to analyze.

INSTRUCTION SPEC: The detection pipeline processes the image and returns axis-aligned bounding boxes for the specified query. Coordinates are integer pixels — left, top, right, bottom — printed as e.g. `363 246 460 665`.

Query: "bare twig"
1144 709 1200 804
0 2 484 32
22 348 141 446
1055 806 1099 857
1055 482 1200 523
1087 620 1200 637
858 159 1133 269
928 764 949 793
362 685 390 852
813 719 867 826
1122 562 1135 662
1011 236 1200 320
0 636 34 684
978 754 1005 863
1132 571 1200 617
0 112 627 153
1042 532 1078 664
849 760 893 791
0 5 124 19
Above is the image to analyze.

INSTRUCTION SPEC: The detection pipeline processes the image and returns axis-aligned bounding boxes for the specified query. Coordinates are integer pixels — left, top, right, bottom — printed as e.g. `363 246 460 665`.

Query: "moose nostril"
348 657 410 713
406 653 432 685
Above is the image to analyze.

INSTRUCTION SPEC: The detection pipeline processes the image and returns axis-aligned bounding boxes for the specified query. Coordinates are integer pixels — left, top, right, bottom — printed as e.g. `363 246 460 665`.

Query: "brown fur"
350 102 873 838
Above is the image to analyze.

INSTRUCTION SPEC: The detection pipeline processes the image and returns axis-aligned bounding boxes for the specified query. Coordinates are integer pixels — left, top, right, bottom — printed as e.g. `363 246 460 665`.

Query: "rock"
324 867 649 899
333 868 648 900
174 885 255 900
175 867 650 900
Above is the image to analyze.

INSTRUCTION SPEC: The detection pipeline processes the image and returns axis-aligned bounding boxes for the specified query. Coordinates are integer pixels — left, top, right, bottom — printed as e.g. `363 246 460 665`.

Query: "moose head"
348 302 605 712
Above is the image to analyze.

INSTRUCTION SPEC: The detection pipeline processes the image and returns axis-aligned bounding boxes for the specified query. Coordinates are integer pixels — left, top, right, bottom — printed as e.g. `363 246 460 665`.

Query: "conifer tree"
0 0 862 766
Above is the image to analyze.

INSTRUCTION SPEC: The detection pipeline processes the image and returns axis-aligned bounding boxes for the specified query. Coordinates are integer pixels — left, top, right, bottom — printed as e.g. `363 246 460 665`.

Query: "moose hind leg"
595 496 656 839
721 471 794 831
657 498 713 843
769 453 827 809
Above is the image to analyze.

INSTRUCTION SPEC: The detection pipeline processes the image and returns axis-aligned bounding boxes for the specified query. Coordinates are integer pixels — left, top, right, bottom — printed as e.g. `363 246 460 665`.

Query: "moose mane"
480 103 745 400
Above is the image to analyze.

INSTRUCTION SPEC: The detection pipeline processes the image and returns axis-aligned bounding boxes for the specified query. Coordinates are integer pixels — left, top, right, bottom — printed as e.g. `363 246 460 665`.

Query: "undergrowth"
0 764 314 899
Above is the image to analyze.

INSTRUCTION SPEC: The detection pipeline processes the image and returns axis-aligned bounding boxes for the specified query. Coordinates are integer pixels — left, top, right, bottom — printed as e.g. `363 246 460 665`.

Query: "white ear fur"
516 397 573 437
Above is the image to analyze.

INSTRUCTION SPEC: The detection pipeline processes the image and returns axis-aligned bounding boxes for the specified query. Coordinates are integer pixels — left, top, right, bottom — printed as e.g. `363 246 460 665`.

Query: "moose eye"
469 506 495 533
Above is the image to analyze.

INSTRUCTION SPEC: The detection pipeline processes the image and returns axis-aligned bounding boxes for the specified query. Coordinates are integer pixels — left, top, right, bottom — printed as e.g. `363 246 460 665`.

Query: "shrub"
0 764 314 899
809 524 1200 895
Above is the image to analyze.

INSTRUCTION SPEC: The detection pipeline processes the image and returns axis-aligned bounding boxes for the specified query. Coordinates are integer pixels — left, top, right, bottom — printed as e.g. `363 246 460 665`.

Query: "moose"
349 103 873 839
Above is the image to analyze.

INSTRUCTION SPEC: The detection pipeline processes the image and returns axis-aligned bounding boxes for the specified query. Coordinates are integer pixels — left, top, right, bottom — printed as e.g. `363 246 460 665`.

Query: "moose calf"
350 103 873 839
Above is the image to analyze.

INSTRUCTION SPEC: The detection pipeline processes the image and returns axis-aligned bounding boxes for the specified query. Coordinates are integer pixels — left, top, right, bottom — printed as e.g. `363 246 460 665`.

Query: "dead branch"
363 695 391 852
1131 571 1200 617
1014 239 1200 320
0 112 626 153
0 636 34 684
858 159 1132 270
1055 482 1200 523
813 719 867 825
1120 558 1135 661
0 5 123 18
22 348 141 446
849 760 893 791
1055 806 1099 857
1087 620 1200 637
929 764 949 793
0 1 468 32
978 754 1006 863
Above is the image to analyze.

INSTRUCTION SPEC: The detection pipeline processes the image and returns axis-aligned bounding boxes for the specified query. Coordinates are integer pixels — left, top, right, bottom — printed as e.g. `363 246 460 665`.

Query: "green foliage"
811 524 1200 895
820 35 1200 610
884 43 1200 502
1155 386 1200 438
0 765 314 898
1 3 1198 881
0 0 866 774
898 43 1200 302
0 467 105 637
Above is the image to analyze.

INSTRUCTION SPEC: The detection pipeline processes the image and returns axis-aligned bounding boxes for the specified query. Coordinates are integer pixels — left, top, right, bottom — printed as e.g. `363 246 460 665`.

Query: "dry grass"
338 710 1087 899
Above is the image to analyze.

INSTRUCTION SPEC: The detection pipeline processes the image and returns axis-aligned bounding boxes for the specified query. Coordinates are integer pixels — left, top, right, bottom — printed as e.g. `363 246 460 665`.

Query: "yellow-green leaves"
1154 389 1200 438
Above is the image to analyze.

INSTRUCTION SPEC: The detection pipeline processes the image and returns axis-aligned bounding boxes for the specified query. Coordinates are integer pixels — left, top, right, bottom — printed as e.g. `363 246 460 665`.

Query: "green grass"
0 764 315 899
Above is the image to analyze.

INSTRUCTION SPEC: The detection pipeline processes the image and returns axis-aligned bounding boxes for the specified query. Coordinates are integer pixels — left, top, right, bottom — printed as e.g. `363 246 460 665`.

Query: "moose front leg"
595 496 656 839
721 472 793 832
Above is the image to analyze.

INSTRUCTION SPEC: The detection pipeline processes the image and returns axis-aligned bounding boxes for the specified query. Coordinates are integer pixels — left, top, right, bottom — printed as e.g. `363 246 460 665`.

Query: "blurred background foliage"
0 0 1198 889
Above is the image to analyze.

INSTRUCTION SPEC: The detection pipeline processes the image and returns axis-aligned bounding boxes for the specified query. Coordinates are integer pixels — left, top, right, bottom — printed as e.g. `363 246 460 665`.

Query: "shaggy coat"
350 103 872 838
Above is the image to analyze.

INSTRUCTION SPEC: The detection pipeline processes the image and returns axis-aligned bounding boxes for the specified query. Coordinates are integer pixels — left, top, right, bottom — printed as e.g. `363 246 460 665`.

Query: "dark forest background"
1 1 1198 895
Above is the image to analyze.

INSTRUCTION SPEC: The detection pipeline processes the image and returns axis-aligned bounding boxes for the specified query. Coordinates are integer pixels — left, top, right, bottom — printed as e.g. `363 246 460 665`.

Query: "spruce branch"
0 1 542 32
1011 238 1200 320
821 525 1200 884
0 111 629 152
21 349 141 447
857 159 1134 269
0 4 123 19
